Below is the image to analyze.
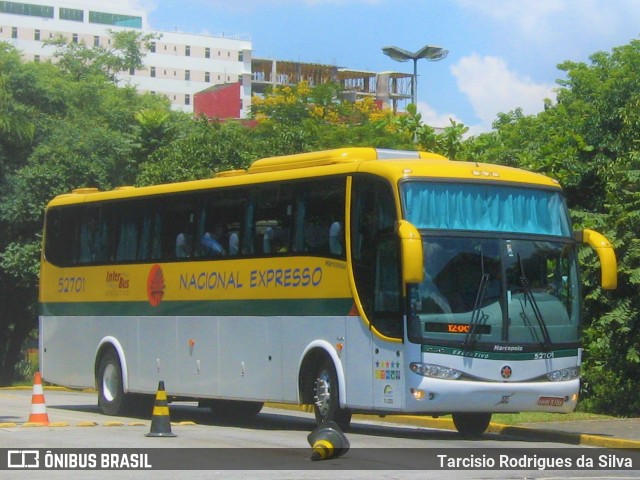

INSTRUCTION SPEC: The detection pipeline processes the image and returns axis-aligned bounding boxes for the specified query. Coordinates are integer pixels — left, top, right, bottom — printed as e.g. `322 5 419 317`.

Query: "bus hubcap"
314 372 331 416
102 364 117 402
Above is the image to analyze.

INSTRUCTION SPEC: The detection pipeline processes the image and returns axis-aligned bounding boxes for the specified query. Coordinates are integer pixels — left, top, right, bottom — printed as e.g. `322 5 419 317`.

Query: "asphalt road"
1 389 638 479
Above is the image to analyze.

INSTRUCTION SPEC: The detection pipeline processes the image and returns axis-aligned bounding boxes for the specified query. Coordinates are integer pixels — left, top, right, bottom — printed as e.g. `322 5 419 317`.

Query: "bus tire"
452 412 492 438
97 349 129 416
313 358 352 431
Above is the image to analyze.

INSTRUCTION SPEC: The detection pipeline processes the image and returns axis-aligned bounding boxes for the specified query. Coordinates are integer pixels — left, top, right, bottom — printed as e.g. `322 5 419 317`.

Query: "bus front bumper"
403 377 580 414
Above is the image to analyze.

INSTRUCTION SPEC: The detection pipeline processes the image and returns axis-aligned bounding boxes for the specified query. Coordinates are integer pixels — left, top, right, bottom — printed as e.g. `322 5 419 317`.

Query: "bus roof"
46 148 561 207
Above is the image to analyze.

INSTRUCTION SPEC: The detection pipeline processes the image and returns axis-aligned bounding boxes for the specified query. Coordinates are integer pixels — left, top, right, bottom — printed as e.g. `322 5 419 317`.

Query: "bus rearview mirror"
397 220 424 284
574 228 617 290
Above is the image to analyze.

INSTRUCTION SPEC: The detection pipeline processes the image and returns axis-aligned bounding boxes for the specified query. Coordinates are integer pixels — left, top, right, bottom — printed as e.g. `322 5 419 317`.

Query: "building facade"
2 1 413 119
0 0 253 116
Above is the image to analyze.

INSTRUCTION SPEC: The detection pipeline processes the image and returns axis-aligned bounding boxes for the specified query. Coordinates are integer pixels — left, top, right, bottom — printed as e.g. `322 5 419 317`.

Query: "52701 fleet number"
57 276 86 293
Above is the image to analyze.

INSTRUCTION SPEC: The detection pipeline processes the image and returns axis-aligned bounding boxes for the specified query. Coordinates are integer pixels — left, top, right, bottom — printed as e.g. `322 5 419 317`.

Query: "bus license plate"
538 396 564 407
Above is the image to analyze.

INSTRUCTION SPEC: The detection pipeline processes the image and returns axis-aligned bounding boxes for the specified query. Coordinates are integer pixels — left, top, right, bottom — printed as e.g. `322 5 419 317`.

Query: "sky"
131 0 640 134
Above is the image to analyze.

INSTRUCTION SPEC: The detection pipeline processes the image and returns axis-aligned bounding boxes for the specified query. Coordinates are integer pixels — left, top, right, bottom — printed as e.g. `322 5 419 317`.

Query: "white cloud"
415 102 461 130
454 0 566 35
453 0 640 50
451 54 555 132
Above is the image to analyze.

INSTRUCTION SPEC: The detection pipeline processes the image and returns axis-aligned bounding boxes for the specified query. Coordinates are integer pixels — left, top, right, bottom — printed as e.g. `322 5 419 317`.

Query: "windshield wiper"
517 254 551 349
464 252 489 349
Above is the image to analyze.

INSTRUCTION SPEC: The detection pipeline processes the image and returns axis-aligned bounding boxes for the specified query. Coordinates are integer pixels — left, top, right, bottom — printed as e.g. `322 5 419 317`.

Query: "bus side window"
251 184 294 255
77 206 111 265
45 208 77 267
293 178 345 256
197 189 245 259
159 196 198 261
115 213 139 263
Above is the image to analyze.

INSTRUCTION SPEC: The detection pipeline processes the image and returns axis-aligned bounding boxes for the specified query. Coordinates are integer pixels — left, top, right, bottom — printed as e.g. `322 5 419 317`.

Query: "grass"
491 411 616 426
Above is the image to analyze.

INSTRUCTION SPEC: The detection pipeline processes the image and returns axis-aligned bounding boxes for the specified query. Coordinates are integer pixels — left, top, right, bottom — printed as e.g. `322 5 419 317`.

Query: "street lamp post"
382 44 448 106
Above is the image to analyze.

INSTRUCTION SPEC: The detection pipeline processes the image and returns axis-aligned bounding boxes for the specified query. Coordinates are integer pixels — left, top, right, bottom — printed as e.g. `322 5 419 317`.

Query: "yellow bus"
39 147 617 436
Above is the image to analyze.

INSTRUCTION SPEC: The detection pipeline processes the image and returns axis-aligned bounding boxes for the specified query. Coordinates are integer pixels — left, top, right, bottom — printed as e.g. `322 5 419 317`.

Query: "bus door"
350 176 405 411
370 232 405 410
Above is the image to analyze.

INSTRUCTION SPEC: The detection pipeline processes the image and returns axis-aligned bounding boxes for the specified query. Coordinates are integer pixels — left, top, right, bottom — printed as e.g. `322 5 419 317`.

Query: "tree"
465 40 640 415
250 83 469 155
137 115 258 185
0 35 168 384
44 29 160 83
555 42 640 414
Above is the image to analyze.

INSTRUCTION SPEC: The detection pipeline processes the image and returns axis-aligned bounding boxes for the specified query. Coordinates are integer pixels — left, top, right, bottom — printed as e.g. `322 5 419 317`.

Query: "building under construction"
251 58 413 113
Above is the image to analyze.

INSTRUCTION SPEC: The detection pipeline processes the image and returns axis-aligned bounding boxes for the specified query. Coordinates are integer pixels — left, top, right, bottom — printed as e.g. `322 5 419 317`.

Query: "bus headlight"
547 367 580 382
410 362 462 380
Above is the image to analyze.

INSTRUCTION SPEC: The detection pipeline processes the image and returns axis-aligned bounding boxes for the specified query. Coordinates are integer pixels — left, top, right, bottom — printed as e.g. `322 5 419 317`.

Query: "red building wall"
194 83 241 119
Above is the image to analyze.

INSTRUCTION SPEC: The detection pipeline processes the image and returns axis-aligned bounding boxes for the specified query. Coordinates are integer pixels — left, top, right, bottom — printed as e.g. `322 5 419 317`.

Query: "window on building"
205 72 210 83
88 11 142 28
185 70 190 81
205 47 210 59
34 55 40 63
1 2 53 18
11 27 17 39
94 35 100 47
238 51 243 62
150 42 156 53
185 45 190 56
34 29 40 41
185 94 190 106
59 7 83 22
72 33 78 44
129 67 135 75
150 67 156 78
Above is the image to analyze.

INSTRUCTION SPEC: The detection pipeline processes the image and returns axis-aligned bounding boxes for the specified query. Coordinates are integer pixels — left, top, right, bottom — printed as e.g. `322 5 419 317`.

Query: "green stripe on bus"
40 297 354 317
421 344 578 360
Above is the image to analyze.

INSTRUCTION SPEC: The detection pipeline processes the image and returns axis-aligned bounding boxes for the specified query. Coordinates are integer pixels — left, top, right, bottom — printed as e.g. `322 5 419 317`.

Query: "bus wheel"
97 349 128 416
452 412 492 438
313 359 352 430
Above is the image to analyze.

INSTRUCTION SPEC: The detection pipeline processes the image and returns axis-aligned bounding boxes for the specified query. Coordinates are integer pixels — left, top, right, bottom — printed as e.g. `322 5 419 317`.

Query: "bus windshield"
401 182 580 348
406 236 581 348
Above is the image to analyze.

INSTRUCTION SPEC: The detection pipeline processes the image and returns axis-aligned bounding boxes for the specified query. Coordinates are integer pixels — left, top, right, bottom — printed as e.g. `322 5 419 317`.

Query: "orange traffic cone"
28 372 49 425
145 381 176 437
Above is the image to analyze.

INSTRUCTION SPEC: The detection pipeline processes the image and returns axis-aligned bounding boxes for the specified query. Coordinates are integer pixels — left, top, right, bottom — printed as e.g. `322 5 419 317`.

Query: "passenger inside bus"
329 221 343 255
201 232 225 256
176 233 188 258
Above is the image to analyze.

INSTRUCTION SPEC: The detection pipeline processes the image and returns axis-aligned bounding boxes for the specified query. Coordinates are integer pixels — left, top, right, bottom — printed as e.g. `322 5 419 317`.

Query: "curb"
265 403 640 449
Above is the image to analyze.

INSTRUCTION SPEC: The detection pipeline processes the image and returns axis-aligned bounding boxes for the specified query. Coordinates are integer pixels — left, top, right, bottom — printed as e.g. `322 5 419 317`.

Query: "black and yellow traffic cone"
307 421 350 461
145 381 176 437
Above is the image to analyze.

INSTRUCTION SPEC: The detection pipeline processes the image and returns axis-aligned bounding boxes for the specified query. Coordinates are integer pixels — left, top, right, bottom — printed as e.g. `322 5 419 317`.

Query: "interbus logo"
147 265 165 307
